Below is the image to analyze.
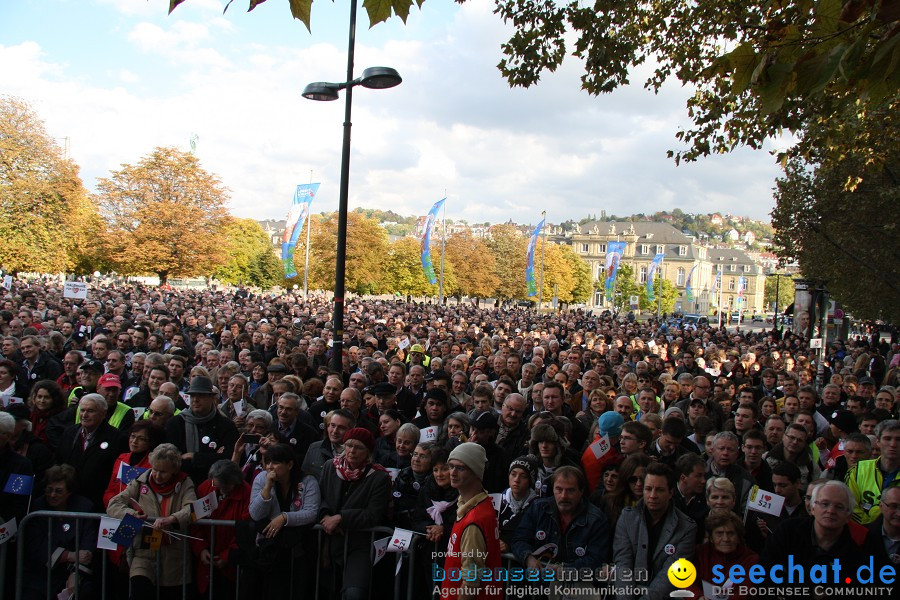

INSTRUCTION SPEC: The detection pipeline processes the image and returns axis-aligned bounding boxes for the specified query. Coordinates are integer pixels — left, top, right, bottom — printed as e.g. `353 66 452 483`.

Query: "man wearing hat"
822 409 859 473
45 359 108 448
498 456 539 551
364 381 399 423
92 373 134 431
165 375 239 485
412 388 450 429
406 344 430 368
581 411 625 493
250 362 288 408
440 442 502 600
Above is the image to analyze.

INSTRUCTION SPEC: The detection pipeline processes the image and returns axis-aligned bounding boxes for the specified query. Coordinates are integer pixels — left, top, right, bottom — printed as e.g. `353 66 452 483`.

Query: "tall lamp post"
302 0 402 373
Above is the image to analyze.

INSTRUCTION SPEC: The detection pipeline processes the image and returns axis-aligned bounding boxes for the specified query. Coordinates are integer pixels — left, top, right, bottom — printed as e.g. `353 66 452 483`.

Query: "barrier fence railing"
10 511 422 600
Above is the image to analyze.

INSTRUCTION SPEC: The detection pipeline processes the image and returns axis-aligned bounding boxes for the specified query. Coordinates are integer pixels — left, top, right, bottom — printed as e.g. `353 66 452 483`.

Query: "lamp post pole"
303 0 400 373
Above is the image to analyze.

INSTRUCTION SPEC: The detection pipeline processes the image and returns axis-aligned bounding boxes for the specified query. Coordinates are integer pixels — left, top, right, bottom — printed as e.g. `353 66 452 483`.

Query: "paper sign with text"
63 281 89 299
419 426 439 443
747 486 785 516
589 435 612 459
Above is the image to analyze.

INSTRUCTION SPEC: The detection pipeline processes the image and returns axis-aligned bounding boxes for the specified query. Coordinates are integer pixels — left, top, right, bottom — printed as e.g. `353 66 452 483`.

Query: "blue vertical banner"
685 264 698 303
420 198 445 284
646 252 665 301
281 183 320 278
736 276 747 307
525 217 546 297
604 242 627 302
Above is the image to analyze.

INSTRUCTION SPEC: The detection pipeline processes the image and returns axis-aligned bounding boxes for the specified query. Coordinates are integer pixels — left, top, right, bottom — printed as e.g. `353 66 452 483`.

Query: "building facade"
550 221 764 314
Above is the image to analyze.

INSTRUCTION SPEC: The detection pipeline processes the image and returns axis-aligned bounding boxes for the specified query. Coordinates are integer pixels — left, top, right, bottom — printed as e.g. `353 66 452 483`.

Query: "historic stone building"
549 221 764 314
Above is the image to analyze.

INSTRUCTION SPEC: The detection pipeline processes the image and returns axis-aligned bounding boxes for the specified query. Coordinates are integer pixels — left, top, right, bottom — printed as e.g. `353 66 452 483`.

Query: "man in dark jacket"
165 376 238 485
301 409 354 480
56 394 123 510
512 466 611 571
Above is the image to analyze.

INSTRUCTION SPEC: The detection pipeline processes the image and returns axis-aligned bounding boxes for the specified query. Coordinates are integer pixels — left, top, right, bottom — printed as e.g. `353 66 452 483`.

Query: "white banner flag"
0 518 17 544
387 527 414 553
589 435 612 459
192 490 219 519
373 536 390 565
747 486 785 516
419 426 439 443
96 516 121 551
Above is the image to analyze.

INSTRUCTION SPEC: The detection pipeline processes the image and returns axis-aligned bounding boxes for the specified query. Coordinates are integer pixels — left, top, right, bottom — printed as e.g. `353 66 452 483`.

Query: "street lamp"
302 0 402 373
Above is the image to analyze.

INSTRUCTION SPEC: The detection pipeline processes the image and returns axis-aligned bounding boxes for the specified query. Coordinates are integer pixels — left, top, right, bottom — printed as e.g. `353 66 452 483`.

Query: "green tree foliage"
488 1 899 164
771 110 899 322
173 0 426 30
444 231 499 299
602 264 642 312
96 146 229 285
640 277 680 315
309 211 389 295
764 274 796 313
0 96 104 274
214 217 283 288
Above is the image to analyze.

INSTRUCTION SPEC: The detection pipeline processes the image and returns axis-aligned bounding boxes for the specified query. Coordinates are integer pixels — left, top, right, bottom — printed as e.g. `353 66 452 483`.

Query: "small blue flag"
3 473 34 496
110 513 144 547
118 463 148 486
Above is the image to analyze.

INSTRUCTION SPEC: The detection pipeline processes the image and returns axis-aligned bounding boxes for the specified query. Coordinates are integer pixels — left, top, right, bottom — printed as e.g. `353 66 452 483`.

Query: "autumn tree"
213 217 282 288
0 96 104 274
486 224 528 300
444 231 499 299
559 244 592 304
96 146 228 285
308 211 389 295
381 237 458 297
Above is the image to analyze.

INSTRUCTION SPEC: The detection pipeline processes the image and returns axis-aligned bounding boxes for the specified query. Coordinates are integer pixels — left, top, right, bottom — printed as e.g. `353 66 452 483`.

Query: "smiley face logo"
667 558 696 588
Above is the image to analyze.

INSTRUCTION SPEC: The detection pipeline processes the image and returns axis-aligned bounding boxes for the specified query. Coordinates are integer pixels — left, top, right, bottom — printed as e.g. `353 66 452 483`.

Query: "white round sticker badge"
536 530 546 541
201 436 210 445
100 442 108 450
209 441 217 449
664 544 676 555
575 547 585 557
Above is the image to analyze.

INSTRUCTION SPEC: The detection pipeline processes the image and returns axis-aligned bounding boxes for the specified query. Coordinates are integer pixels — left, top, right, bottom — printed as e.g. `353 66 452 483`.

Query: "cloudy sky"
1 0 785 225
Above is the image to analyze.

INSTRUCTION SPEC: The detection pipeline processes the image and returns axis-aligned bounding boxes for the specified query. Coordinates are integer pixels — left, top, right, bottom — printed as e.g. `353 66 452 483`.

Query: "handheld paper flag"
589 435 612 459
373 536 390 566
96 516 121 551
117 463 148 486
387 527 414 553
0 517 17 544
110 513 144 547
192 490 219 520
3 473 34 495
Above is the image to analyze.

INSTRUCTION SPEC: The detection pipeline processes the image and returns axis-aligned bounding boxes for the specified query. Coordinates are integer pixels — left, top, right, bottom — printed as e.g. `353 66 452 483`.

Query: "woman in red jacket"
689 509 759 600
190 459 251 600
102 421 165 508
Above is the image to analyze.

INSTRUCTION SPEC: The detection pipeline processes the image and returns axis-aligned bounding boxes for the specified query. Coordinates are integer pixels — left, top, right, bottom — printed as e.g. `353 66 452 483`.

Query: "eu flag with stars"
110 513 144 547
118 463 148 486
3 473 34 496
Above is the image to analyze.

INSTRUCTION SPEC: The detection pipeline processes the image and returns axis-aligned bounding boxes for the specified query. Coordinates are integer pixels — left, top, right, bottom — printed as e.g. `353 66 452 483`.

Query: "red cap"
98 373 122 389
343 427 375 453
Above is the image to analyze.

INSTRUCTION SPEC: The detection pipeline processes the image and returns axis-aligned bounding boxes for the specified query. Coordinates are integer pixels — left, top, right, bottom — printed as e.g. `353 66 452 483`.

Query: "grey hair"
150 443 183 469
712 431 740 447
0 412 15 434
809 480 855 513
245 409 273 429
152 395 177 413
208 459 243 488
80 393 108 414
397 422 420 441
876 419 900 439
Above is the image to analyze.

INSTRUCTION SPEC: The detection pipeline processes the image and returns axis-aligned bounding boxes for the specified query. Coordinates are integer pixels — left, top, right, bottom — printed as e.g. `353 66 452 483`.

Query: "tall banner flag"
281 183 320 278
711 270 722 306
646 253 665 301
420 198 446 284
604 242 627 302
685 264 698 303
526 217 546 297
736 276 747 307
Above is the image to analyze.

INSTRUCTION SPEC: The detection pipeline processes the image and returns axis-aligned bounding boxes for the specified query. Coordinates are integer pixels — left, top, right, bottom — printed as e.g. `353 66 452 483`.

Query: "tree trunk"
158 271 169 286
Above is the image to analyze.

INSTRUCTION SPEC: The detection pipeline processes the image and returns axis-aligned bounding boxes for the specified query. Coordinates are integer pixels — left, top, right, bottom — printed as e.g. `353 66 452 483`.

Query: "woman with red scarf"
28 379 66 447
107 443 197 600
103 421 165 508
319 427 391 600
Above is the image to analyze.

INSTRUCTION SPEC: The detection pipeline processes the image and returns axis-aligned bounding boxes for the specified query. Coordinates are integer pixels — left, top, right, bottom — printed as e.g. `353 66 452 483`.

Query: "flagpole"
717 269 723 329
657 263 662 319
438 192 446 304
537 211 547 312
303 170 313 297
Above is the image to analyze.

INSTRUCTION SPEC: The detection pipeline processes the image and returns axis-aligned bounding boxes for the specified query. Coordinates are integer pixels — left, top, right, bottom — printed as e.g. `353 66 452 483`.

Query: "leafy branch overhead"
170 0 426 30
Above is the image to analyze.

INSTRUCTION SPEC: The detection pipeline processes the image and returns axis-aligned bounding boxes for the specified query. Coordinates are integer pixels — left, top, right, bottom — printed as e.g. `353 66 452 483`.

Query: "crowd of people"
0 277 899 600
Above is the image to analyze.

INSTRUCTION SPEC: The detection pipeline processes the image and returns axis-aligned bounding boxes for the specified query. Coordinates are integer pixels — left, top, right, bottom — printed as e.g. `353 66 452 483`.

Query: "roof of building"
708 247 760 270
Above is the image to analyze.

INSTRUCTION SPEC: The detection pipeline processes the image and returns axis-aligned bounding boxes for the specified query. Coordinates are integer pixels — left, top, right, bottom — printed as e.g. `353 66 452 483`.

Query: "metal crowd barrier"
9 511 406 600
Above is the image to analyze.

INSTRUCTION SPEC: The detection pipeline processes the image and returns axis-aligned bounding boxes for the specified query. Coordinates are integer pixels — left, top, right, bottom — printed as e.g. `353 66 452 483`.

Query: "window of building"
729 264 736 272
599 243 607 253
678 245 687 256
729 278 736 291
640 244 649 255
744 265 751 272
640 266 647 283
656 245 664 255
677 268 685 286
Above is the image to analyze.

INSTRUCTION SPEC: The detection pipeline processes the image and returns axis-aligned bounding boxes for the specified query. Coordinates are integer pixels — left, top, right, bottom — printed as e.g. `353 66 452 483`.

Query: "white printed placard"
397 337 410 350
2 276 12 290
63 281 89 299
589 435 612 459
419 426 439 443
747 486 785 517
